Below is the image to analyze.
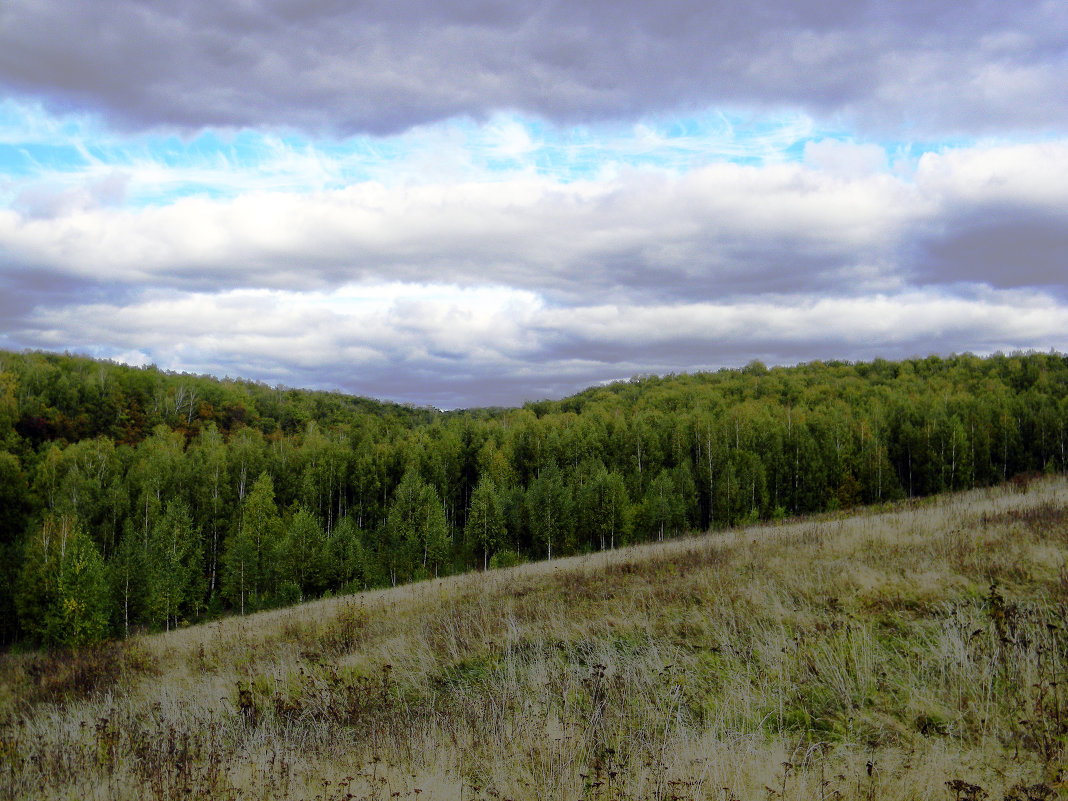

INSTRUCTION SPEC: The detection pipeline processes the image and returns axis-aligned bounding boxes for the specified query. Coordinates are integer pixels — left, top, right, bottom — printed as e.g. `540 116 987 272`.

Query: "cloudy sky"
1 1 1067 408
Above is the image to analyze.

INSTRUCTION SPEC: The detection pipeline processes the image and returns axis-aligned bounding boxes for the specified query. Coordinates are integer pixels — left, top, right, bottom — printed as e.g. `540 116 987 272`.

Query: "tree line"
1 349 1066 646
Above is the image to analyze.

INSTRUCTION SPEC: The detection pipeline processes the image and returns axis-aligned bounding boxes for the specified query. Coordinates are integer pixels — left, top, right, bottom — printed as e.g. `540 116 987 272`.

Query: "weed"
3 478 1068 799
945 778 988 801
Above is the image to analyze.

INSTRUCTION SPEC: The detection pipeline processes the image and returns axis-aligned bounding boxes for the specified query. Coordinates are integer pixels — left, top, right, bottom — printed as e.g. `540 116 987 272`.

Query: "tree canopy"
2 348 1066 645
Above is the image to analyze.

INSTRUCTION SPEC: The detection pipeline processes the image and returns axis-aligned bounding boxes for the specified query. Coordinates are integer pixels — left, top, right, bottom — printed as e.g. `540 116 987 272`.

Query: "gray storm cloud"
0 0 1065 135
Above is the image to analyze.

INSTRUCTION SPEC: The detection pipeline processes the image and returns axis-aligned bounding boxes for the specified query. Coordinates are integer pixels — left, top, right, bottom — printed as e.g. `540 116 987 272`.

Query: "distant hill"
1 348 1066 645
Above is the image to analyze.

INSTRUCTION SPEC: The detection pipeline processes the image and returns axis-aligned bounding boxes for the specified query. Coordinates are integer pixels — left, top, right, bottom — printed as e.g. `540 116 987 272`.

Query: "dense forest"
1 349 1066 647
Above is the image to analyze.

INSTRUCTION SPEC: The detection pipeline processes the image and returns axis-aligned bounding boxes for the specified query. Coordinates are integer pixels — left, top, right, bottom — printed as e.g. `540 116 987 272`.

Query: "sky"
1 1 1067 409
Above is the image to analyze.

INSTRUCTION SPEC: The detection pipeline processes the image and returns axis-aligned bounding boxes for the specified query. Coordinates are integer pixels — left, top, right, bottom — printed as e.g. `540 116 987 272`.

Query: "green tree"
299 422 351 532
325 514 367 591
147 500 203 631
577 464 631 551
189 422 229 601
351 439 383 531
278 505 328 599
385 467 450 581
629 411 666 493
730 450 768 524
466 476 505 570
385 467 425 584
230 427 266 504
14 515 69 644
421 490 450 578
33 443 66 515
112 520 145 637
42 437 124 555
418 424 463 536
0 369 17 445
16 515 110 646
527 463 571 560
595 469 630 550
0 451 28 643
130 426 186 546
223 472 281 613
642 468 684 541
55 526 111 645
0 450 28 548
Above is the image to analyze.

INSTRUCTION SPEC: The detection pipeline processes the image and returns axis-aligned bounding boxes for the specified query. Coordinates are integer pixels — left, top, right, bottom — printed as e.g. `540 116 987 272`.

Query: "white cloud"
0 158 921 296
4 104 1068 406
3 139 1067 307
17 282 1068 407
915 141 1068 206
803 139 888 177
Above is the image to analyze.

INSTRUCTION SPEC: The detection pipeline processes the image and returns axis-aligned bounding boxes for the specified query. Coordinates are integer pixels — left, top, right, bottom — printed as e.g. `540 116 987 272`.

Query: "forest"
1 348 1066 647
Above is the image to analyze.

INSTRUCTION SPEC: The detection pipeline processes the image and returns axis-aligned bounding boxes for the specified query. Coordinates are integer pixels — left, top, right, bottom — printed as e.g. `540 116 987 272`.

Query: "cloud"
0 160 918 301
4 139 1068 318
908 142 1068 290
2 5 1066 411
803 139 888 177
916 207 1068 290
13 284 1068 408
0 1 1064 136
11 171 130 218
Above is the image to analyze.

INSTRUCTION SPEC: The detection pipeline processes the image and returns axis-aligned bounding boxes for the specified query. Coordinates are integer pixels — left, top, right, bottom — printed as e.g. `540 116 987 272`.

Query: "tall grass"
2 478 1068 800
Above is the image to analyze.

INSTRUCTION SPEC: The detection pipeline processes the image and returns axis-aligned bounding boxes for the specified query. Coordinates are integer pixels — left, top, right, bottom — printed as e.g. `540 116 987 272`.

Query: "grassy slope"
3 478 1068 801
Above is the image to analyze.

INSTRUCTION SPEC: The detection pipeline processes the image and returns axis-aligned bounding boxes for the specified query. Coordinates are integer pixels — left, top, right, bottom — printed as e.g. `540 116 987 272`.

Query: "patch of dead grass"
3 477 1068 800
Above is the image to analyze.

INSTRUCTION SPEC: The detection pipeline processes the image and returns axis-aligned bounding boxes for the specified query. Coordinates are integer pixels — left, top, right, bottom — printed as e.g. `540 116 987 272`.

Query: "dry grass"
3 478 1068 800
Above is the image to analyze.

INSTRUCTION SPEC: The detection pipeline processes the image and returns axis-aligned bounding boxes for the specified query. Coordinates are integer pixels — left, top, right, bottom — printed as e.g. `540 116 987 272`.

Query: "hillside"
2 477 1067 800
2 349 1068 646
